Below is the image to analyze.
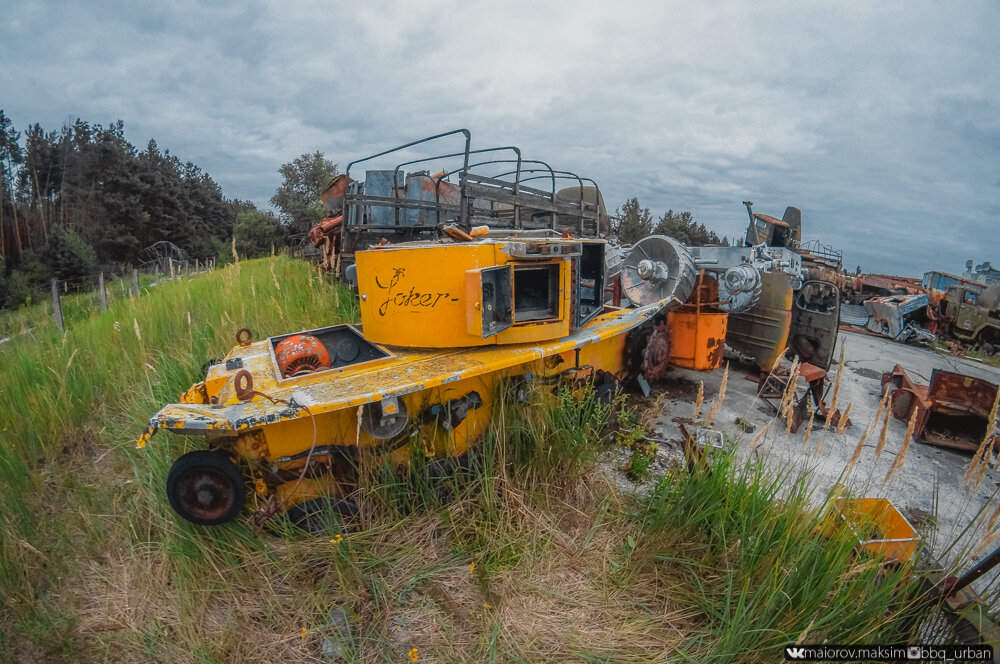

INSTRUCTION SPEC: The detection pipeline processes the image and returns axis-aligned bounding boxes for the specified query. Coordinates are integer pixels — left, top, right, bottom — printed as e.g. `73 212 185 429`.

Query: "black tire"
166 450 245 525
422 446 483 502
286 497 360 534
593 382 620 407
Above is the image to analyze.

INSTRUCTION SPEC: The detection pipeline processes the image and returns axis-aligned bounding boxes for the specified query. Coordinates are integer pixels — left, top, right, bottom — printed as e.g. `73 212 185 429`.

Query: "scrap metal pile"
820 264 1000 355
882 364 1000 453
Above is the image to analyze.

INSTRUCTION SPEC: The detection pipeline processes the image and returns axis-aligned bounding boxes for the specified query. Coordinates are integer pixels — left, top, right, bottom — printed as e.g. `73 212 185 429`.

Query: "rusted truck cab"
942 284 1000 347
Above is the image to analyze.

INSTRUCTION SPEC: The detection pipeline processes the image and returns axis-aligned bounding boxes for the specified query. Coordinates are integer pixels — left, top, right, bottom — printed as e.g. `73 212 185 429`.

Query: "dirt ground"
641 329 1000 569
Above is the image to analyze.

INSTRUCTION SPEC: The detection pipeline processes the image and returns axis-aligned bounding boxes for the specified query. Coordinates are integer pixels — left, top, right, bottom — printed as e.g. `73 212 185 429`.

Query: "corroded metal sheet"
882 364 1000 453
840 303 870 327
726 271 793 370
864 293 929 338
141 299 665 444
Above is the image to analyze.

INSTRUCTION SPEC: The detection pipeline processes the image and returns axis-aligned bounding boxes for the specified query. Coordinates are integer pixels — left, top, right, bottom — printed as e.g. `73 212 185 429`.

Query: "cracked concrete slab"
645 331 1000 569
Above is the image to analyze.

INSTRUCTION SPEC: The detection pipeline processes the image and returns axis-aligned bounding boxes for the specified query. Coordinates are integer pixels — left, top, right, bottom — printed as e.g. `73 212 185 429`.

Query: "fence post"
132 268 140 298
51 278 64 332
98 272 108 311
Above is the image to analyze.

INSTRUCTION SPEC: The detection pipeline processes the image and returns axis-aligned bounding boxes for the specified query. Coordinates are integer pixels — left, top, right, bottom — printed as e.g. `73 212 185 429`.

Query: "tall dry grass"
0 256 357 659
0 263 935 662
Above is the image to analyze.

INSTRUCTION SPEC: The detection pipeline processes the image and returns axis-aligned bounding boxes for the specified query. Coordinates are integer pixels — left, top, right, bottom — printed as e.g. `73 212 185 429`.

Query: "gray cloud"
1 0 997 275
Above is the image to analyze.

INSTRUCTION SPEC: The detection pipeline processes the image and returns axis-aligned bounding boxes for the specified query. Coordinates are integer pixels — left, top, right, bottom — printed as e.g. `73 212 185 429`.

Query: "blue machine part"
365 170 404 226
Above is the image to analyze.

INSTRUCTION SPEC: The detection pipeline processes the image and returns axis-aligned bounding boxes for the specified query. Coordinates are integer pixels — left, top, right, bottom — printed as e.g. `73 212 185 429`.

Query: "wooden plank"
51 278 64 332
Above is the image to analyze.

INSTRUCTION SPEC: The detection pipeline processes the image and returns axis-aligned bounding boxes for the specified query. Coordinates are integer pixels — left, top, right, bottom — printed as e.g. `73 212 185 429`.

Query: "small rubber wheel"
286 497 359 534
592 382 622 440
593 382 620 406
166 450 245 525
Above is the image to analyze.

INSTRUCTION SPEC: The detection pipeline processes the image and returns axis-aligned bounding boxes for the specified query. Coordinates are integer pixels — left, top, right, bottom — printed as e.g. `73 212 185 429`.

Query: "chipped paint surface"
141 300 659 448
882 364 1000 452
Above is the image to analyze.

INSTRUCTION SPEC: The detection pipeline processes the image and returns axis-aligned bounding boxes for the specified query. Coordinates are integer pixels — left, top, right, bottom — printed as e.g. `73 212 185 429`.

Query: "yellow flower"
483 602 491 609
408 647 419 661
469 562 475 574
300 627 306 639
329 534 343 544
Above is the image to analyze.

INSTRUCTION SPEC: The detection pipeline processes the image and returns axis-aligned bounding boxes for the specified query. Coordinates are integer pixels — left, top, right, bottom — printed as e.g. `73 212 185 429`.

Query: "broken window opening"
513 265 559 323
575 243 605 326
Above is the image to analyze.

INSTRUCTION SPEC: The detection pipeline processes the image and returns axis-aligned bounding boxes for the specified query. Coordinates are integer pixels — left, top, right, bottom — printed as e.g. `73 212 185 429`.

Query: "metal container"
726 271 793 370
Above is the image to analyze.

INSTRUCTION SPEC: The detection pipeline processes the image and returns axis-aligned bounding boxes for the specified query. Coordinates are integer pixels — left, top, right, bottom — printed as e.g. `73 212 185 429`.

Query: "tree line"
0 107 726 311
612 197 729 246
0 110 335 310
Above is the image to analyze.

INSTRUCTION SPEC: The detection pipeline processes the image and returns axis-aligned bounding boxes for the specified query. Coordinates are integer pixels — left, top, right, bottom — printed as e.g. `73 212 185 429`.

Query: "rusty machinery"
139 153 699 530
308 129 609 279
881 365 999 454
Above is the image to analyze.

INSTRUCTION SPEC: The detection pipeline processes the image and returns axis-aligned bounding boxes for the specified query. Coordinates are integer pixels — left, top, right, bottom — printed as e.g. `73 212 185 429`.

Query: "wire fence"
0 258 217 341
49 257 218 332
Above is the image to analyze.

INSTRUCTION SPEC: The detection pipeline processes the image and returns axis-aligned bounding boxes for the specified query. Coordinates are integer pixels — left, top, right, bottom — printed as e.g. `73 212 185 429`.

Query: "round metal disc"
175 468 237 522
621 235 697 307
360 400 409 440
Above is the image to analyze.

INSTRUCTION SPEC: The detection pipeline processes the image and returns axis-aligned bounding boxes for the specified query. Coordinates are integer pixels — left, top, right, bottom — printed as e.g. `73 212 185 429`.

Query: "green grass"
0 258 931 662
0 272 161 340
635 451 924 660
0 256 357 659
930 336 1000 368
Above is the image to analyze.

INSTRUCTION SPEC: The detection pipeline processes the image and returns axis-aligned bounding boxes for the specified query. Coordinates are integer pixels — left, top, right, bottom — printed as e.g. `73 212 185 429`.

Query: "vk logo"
785 646 807 660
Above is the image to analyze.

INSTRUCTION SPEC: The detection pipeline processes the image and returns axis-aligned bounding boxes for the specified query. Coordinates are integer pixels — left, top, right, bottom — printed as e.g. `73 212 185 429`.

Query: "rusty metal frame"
882 364 999 452
345 129 472 227
341 132 604 241
390 146 523 226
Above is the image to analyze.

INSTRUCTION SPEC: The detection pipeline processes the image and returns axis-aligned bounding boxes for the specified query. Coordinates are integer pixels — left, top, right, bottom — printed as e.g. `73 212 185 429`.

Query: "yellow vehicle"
138 234 695 528
138 134 697 529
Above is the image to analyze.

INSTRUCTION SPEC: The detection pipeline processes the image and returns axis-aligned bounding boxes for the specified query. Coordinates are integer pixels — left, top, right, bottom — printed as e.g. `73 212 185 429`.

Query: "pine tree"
614 197 653 245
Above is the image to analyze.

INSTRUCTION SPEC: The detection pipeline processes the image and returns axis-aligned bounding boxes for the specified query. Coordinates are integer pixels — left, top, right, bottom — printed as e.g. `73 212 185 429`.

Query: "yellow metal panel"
464 265 511 338
140 299 668 454
257 373 496 461
357 243 500 347
357 241 577 348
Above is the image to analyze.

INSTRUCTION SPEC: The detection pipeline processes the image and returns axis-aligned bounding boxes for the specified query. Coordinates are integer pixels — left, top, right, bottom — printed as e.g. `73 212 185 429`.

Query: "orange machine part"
667 272 728 371
274 334 332 378
308 215 343 247
833 498 918 563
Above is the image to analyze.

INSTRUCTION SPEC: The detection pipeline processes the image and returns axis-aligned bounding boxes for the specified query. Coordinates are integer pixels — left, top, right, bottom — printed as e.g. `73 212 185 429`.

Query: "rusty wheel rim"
174 468 237 522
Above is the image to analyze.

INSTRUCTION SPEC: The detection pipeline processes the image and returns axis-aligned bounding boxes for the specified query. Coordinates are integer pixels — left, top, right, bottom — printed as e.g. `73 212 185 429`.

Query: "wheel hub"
177 469 235 520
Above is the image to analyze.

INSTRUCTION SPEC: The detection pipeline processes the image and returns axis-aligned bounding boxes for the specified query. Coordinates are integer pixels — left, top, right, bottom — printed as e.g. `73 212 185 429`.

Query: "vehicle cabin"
356 237 608 348
942 283 1000 344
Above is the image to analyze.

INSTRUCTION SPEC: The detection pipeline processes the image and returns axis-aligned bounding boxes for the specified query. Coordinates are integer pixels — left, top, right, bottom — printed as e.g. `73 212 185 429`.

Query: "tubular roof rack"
339 130 605 255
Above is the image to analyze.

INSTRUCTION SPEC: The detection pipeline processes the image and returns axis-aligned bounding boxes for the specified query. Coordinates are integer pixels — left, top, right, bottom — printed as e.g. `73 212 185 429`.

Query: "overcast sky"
2 1 997 275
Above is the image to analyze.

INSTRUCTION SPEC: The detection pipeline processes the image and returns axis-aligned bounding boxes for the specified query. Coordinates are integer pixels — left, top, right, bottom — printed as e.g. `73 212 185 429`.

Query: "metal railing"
338 130 604 254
